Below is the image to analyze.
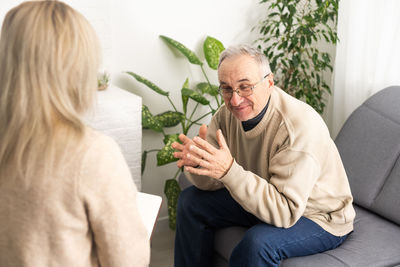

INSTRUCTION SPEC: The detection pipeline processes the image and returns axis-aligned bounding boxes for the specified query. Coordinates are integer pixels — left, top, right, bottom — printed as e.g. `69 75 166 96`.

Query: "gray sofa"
179 86 400 266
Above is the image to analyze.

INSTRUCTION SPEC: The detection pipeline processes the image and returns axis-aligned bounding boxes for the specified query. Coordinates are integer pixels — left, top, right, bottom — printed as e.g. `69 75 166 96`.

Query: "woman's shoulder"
83 127 120 152
78 127 132 188
79 127 126 170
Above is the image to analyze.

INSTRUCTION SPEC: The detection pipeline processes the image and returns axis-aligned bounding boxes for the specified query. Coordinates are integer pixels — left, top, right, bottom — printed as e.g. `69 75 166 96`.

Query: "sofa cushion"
371 156 400 224
214 226 247 263
214 205 400 267
282 206 400 267
335 86 400 224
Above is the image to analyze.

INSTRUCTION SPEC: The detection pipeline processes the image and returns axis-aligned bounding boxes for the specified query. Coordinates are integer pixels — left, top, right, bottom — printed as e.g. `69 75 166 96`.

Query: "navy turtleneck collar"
241 96 271 132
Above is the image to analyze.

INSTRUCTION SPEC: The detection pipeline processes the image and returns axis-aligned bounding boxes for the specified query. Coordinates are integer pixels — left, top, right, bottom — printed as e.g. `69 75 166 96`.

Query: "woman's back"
0 1 150 266
0 128 150 267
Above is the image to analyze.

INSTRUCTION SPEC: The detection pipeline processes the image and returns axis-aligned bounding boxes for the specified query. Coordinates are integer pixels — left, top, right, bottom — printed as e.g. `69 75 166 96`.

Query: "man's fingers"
199 124 208 140
188 145 212 163
176 159 182 168
178 133 191 144
185 165 210 176
216 129 229 150
192 136 217 154
173 151 184 159
171 142 184 151
186 153 207 168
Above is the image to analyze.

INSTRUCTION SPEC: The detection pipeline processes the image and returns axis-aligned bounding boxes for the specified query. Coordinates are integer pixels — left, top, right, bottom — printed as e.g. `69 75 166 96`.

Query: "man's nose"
230 91 243 106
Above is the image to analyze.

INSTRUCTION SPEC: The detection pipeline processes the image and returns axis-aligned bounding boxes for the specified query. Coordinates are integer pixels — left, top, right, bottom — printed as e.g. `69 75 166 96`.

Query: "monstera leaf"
203 36 225 70
156 134 180 166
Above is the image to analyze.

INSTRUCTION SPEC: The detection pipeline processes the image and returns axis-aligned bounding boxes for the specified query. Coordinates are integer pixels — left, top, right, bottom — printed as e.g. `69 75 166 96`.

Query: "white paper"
136 192 162 239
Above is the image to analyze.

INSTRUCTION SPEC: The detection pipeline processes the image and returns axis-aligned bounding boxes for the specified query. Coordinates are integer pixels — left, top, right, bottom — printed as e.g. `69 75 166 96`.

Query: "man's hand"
184 129 233 179
172 124 207 168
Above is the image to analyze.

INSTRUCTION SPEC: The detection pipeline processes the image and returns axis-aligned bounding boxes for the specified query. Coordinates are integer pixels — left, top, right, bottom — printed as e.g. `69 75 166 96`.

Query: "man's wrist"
219 158 234 179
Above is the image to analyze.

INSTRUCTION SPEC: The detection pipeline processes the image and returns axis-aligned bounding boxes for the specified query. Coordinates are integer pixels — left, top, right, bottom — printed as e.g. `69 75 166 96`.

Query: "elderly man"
172 44 355 267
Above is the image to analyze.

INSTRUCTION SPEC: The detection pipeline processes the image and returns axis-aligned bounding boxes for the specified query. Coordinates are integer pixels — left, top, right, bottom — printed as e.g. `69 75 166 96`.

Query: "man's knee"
229 229 279 266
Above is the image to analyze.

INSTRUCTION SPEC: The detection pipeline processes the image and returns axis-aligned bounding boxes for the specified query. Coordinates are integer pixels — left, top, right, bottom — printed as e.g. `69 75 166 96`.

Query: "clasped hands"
171 124 233 179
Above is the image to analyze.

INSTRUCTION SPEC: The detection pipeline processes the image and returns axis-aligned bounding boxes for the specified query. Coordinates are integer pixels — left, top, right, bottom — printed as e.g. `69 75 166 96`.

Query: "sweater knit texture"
0 129 150 267
185 87 355 236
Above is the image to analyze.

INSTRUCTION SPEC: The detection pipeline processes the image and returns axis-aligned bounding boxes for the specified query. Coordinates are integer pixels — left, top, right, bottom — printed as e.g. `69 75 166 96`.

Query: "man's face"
218 54 272 121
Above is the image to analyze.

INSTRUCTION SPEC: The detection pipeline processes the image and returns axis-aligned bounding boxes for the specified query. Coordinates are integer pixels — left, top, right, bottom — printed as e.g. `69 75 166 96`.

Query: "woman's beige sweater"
0 129 150 267
185 87 355 237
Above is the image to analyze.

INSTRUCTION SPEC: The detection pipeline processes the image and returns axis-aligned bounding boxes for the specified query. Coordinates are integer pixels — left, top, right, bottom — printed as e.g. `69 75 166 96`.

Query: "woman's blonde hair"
0 0 100 181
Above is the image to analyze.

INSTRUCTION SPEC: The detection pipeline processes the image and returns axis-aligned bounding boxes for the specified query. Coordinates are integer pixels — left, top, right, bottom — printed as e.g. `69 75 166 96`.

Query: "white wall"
0 0 263 220
1 0 114 70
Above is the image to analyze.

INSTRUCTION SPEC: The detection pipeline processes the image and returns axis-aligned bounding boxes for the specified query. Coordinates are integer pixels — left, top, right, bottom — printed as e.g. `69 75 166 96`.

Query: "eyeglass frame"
218 73 271 98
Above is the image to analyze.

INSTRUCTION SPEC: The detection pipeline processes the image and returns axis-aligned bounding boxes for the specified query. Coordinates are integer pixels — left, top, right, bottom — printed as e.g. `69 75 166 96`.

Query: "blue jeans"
174 186 349 267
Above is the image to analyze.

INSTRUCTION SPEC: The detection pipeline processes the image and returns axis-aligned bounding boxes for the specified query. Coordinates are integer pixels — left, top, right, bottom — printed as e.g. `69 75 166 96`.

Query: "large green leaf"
126 72 169 96
162 133 180 145
181 78 189 114
142 105 163 132
160 35 203 66
156 134 180 166
196 82 219 96
181 88 210 105
154 111 185 128
203 36 225 70
164 179 181 230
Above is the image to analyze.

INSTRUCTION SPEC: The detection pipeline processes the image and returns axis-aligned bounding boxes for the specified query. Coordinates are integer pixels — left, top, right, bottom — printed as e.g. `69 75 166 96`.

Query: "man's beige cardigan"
185 87 355 237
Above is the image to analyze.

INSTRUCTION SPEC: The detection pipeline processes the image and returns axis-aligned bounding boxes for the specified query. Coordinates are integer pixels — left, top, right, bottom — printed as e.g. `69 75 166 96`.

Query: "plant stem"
189 103 200 121
173 168 181 180
182 102 200 134
146 149 161 153
167 95 178 112
215 96 220 107
200 65 212 86
188 111 212 129
200 65 221 107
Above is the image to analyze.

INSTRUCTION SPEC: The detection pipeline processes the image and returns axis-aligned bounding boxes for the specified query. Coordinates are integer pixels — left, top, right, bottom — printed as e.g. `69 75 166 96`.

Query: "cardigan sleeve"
78 133 150 267
220 149 320 228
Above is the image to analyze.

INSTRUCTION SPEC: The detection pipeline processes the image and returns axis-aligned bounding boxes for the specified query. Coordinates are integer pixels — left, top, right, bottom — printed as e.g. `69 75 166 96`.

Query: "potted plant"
97 71 110 91
126 35 225 229
255 0 339 114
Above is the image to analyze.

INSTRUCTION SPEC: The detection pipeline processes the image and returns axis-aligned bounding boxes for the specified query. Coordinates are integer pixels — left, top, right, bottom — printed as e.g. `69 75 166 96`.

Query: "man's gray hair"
218 44 271 76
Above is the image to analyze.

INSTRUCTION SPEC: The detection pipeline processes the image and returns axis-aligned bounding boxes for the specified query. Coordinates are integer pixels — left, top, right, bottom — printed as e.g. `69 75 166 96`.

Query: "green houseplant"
97 71 110 91
255 0 339 114
126 35 225 230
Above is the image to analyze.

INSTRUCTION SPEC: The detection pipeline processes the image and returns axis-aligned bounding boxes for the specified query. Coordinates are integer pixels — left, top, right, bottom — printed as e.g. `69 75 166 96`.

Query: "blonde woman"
0 1 150 266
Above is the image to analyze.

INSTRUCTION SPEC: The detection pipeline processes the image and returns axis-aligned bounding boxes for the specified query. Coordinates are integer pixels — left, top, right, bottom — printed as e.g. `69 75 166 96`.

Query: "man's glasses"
218 73 270 99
